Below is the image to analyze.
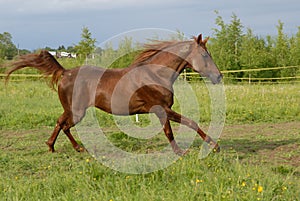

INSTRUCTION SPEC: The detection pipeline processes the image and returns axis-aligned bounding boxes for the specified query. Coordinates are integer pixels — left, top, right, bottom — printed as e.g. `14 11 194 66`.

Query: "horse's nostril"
218 74 223 82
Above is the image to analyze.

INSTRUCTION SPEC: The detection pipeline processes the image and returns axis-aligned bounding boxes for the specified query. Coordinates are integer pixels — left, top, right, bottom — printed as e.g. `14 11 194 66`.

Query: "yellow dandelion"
282 186 287 191
241 181 246 187
196 179 203 184
86 158 90 163
257 185 263 193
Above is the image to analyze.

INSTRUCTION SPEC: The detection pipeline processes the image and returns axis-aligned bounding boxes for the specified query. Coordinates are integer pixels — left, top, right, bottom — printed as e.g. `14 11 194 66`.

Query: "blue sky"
0 0 299 50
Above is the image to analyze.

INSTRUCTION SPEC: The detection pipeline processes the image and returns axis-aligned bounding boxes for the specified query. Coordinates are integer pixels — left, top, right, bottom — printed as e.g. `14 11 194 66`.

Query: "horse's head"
186 34 222 84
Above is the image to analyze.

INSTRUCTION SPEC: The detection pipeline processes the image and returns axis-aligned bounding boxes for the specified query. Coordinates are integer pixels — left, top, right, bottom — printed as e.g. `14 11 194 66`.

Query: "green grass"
0 80 299 130
0 80 300 200
0 123 299 201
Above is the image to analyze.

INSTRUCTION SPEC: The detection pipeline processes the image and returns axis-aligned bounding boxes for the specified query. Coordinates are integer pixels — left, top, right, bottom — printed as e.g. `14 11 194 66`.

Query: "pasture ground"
0 81 299 200
0 122 299 200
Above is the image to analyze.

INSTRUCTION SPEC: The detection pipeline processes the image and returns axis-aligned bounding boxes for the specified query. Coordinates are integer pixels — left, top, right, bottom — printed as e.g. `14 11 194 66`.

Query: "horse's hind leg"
63 128 84 152
46 112 68 152
46 123 62 152
155 109 186 156
61 109 87 152
45 110 85 152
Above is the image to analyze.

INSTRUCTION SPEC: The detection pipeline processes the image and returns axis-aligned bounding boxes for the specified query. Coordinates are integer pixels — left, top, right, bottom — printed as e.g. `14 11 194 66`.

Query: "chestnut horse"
5 34 222 155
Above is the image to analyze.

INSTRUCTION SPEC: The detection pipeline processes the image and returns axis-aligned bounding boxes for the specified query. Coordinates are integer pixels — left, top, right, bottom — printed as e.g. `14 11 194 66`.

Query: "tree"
240 29 276 78
58 45 66 51
170 29 185 41
99 41 116 67
0 32 18 60
289 27 300 66
272 21 295 77
274 21 289 67
75 26 97 61
286 27 300 77
209 12 244 76
113 37 137 68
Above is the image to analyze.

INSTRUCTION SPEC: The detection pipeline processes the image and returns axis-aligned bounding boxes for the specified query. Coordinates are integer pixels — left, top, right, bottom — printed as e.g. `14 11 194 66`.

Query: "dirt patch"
220 121 300 167
1 122 300 167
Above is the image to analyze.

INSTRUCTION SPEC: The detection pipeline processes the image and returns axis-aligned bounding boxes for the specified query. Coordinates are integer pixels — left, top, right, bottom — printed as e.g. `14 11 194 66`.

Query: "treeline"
208 13 300 79
1 13 299 80
96 13 299 80
0 32 30 60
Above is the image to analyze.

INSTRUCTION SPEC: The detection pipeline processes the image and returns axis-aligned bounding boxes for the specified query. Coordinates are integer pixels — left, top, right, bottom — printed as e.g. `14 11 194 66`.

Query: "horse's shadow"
220 138 300 154
192 137 300 155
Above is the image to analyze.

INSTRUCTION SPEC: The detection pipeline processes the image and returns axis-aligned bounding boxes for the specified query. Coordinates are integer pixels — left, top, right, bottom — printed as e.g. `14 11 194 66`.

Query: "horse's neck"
127 41 191 83
147 44 190 80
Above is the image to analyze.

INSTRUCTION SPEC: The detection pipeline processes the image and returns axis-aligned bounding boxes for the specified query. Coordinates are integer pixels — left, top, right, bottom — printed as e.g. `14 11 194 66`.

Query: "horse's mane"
133 40 180 65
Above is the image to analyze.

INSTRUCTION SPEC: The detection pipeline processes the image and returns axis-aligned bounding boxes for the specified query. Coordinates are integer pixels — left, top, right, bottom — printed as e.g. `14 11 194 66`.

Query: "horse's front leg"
162 119 187 156
156 113 187 156
165 108 220 152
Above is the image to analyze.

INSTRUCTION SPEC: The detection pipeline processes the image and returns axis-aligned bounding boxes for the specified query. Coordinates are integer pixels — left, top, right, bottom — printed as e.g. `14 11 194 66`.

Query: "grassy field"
0 80 300 200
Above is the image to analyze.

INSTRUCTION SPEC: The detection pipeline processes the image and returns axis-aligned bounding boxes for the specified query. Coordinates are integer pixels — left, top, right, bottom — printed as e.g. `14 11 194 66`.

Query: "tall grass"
0 81 299 130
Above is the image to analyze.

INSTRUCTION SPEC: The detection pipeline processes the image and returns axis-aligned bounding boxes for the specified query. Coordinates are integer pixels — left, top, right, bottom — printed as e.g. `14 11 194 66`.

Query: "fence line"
226 76 300 80
0 73 42 78
181 65 300 83
221 65 299 73
1 65 299 83
180 65 299 76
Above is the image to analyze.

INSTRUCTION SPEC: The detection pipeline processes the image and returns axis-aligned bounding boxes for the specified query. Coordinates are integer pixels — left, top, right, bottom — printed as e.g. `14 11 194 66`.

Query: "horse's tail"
5 50 66 89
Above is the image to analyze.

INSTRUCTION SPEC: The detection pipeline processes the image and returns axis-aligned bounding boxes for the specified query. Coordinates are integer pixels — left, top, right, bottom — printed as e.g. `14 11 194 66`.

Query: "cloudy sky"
0 0 299 50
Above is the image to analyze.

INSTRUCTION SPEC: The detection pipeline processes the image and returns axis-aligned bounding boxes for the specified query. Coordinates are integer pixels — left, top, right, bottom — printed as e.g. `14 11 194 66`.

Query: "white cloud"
0 0 186 14
1 0 299 50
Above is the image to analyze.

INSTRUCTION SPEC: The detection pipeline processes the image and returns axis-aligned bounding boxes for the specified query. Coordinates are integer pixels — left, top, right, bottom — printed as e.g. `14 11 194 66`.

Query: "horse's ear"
194 34 209 47
197 34 202 45
203 37 209 45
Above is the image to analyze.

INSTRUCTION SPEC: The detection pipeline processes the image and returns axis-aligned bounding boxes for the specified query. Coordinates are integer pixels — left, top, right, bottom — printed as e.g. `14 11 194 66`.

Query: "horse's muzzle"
210 74 223 84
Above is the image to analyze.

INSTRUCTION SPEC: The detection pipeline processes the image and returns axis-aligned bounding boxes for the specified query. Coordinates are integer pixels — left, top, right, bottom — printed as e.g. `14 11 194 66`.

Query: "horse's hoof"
75 146 85 152
175 149 189 156
45 141 55 153
213 144 221 153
